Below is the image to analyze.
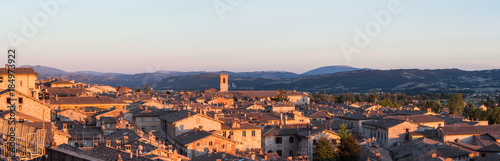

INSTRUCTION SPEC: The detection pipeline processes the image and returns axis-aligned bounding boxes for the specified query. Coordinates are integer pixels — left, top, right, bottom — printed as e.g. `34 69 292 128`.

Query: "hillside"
153 69 500 92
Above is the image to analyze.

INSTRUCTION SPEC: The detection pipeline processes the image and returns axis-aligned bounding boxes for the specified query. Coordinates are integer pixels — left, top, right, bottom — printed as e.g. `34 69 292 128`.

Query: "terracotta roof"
50 96 127 105
83 145 152 161
0 67 38 75
192 152 251 161
46 87 89 96
363 118 409 129
132 108 173 117
387 115 445 123
477 143 500 152
221 122 262 130
440 125 500 136
100 117 118 124
50 79 73 85
159 111 223 124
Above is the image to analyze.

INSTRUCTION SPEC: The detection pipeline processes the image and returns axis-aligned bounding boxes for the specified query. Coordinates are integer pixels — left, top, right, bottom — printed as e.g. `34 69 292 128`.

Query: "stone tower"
220 74 228 92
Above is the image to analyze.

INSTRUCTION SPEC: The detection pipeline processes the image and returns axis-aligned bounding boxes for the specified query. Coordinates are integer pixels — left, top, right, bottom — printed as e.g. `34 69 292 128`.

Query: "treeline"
310 92 453 106
310 92 500 124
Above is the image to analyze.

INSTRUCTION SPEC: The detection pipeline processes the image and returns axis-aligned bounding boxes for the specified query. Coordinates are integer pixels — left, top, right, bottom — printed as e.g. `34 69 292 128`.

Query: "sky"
1 0 500 74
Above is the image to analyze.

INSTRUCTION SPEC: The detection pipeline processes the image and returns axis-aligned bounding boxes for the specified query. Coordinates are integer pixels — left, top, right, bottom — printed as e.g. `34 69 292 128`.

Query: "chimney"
105 140 111 147
62 123 68 133
125 144 132 153
116 140 122 150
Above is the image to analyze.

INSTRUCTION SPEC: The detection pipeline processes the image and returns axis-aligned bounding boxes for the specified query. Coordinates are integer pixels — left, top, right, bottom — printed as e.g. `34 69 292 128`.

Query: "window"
267 150 273 153
18 98 23 104
221 144 225 149
242 131 246 137
289 137 294 143
313 140 317 146
6 98 11 104
19 81 22 86
0 77 3 83
275 137 282 144
209 141 213 146
332 139 338 144
289 151 294 157
223 131 227 137
252 130 256 137
276 150 282 157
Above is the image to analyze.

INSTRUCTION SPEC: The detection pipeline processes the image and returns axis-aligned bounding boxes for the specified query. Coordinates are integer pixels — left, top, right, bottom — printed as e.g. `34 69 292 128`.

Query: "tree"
448 93 464 114
368 94 378 104
144 83 151 94
313 137 337 161
463 102 476 118
337 123 360 161
272 89 289 102
338 123 350 139
489 107 500 125
233 95 238 102
483 96 496 109
338 136 360 161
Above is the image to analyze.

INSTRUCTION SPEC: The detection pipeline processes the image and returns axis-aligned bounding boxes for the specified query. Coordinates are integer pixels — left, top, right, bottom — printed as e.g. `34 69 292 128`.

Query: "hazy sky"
1 0 499 74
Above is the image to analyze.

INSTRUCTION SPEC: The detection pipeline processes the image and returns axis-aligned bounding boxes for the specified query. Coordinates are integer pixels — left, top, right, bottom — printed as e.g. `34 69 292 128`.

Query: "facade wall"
185 135 236 158
0 74 38 96
387 122 419 148
135 116 161 137
222 129 261 150
0 93 51 122
264 135 299 159
272 106 295 113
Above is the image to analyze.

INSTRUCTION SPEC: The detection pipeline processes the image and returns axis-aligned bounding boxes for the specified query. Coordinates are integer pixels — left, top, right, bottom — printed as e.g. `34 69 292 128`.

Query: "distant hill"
21 65 69 75
22 65 300 88
24 65 500 93
301 65 365 76
153 69 500 93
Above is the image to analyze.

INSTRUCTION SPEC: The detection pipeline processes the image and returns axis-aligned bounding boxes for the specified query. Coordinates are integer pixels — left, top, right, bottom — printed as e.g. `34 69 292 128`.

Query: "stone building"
0 89 52 122
159 111 223 144
362 118 420 148
0 66 40 97
173 128 237 158
221 119 262 150
262 125 340 160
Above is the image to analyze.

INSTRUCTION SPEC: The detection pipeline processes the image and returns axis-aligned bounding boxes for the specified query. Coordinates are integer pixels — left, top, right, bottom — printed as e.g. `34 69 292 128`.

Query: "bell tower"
220 74 228 92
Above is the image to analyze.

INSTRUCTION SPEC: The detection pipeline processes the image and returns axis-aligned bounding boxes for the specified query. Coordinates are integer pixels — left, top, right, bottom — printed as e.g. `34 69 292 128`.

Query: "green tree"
489 107 500 124
463 102 476 118
368 94 378 104
338 123 350 139
337 123 360 161
483 96 496 109
233 95 238 102
313 137 337 161
144 83 151 94
448 93 464 114
338 136 360 161
272 89 289 102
